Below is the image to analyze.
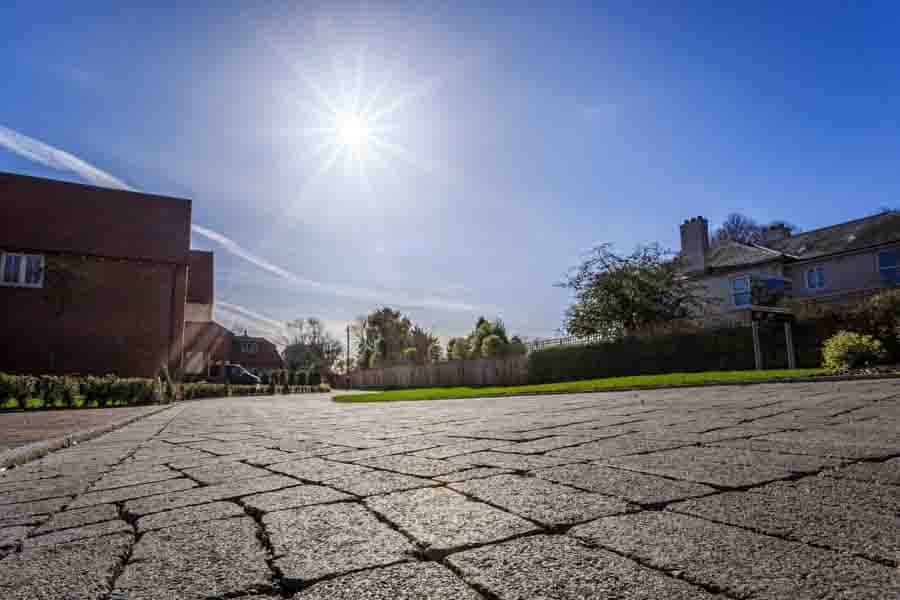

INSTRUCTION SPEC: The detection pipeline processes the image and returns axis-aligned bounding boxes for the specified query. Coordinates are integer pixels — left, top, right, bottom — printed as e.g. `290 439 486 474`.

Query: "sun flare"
336 112 371 150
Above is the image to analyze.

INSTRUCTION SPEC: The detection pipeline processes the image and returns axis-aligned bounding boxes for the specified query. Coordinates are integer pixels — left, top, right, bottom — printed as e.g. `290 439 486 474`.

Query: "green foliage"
284 317 343 380
528 327 782 383
449 336 470 360
508 336 528 356
0 373 157 410
480 334 504 358
353 309 440 369
821 331 885 371
558 243 711 337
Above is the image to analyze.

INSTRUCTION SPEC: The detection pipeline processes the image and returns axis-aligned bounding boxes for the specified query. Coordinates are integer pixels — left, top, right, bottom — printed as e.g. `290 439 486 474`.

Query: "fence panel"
350 355 528 389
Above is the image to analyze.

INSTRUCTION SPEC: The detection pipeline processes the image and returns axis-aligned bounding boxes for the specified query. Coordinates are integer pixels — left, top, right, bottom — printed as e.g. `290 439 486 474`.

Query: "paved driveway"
0 381 898 599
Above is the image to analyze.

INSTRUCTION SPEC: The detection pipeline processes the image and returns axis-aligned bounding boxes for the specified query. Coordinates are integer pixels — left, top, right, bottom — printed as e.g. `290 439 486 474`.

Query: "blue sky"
4 1 900 344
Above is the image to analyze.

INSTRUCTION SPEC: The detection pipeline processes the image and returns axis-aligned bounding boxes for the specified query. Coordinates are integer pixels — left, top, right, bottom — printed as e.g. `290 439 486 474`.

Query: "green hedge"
0 374 159 410
180 382 332 400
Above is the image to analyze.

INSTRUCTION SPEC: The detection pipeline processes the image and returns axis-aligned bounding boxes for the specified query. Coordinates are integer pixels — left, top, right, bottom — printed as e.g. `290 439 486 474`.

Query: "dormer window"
241 341 259 354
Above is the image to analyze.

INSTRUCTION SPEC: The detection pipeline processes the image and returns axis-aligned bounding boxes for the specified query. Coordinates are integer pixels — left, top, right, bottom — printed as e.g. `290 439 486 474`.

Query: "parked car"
209 363 261 385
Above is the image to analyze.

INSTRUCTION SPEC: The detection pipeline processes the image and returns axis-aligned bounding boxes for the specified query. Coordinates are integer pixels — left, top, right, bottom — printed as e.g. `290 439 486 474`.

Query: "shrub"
821 331 885 371
0 373 157 410
318 383 331 392
528 326 772 383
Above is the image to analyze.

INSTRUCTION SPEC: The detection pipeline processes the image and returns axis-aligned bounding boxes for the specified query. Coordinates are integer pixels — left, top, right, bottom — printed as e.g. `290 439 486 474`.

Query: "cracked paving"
0 380 898 599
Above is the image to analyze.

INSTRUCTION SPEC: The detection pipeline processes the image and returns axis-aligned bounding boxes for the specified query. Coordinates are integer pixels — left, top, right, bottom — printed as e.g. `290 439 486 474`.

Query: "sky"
4 1 900 345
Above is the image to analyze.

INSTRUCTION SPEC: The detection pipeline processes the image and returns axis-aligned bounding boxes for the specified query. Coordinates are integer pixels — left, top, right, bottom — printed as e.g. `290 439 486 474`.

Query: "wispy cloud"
191 224 483 312
0 124 482 313
0 125 133 190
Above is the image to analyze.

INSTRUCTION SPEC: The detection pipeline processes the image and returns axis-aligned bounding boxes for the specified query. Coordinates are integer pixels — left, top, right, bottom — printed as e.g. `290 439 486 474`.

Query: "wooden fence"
349 356 529 389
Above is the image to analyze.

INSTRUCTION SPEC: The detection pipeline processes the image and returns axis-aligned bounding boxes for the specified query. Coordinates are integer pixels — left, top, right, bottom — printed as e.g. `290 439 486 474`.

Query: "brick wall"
0 253 187 377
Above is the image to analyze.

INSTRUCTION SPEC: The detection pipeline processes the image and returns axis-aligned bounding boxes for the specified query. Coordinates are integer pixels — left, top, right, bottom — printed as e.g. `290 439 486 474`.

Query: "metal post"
751 321 763 370
346 325 351 389
784 321 796 369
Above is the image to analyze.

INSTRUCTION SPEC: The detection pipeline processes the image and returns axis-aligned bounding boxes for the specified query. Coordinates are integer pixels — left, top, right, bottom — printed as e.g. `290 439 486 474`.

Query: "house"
680 212 900 320
230 331 284 374
0 172 192 377
182 251 283 375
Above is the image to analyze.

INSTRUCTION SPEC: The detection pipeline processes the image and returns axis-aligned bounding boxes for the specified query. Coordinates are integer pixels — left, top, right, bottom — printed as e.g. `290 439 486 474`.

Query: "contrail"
0 125 133 191
0 124 481 313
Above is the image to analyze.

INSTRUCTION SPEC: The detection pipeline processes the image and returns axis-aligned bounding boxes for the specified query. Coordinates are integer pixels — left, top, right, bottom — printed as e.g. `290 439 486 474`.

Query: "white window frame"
878 250 898 284
732 275 752 307
0 252 45 288
241 341 259 354
805 266 826 290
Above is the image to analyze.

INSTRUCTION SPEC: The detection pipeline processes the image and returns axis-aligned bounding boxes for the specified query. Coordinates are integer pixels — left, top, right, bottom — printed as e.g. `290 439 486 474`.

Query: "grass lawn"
332 368 827 403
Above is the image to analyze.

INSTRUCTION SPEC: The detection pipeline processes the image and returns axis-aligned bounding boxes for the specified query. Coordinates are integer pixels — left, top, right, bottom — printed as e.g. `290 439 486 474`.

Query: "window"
241 342 258 354
0 252 44 288
879 250 898 284
805 266 826 290
732 276 751 306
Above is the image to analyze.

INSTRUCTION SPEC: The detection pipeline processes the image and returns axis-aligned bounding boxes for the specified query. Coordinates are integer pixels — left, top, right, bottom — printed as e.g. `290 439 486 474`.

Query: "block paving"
0 380 897 598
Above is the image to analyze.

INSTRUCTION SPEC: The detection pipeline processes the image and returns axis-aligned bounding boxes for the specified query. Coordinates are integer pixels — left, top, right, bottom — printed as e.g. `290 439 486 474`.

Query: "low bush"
0 373 159 410
821 331 886 371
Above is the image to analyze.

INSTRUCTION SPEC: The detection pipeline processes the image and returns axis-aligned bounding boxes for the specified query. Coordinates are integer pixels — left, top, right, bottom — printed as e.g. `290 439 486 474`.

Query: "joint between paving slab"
574 534 746 599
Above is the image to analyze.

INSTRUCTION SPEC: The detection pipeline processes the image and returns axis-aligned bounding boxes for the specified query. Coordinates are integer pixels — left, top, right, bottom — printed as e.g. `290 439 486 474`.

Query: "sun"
293 50 440 183
336 112 371 150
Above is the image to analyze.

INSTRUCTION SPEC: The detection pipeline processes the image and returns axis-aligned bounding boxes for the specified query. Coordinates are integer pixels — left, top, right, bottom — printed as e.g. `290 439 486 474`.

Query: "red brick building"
1 172 192 377
182 252 284 375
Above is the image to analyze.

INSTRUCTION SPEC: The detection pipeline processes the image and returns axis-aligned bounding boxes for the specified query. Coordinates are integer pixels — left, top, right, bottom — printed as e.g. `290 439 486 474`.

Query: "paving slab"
450 474 633 526
242 484 352 512
114 517 271 599
24 518 132 548
547 435 689 460
68 477 197 508
136 501 245 532
0 384 894 598
448 534 719 599
669 484 900 565
328 470 438 496
535 462 717 505
359 454 463 477
434 467 515 482
448 450 576 471
89 466 181 491
268 456 372 481
823 457 900 485
366 487 538 553
570 511 900 598
31 503 119 534
182 461 272 484
123 474 298 516
293 561 482 599
0 532 133 599
263 502 414 583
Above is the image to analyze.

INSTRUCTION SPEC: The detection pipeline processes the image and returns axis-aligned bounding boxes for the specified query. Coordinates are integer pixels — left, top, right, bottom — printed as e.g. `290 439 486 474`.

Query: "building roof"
232 334 284 369
1 172 191 264
187 250 214 304
704 211 900 271
705 241 783 269
760 211 900 260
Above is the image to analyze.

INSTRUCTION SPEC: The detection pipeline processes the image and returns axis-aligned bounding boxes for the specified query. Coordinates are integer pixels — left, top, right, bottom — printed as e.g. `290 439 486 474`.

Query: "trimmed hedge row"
1 374 333 410
181 382 331 400
0 374 160 410
527 326 783 384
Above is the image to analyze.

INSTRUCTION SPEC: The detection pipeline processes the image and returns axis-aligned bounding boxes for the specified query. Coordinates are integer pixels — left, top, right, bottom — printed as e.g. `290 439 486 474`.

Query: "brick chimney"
679 216 709 273
759 223 790 245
